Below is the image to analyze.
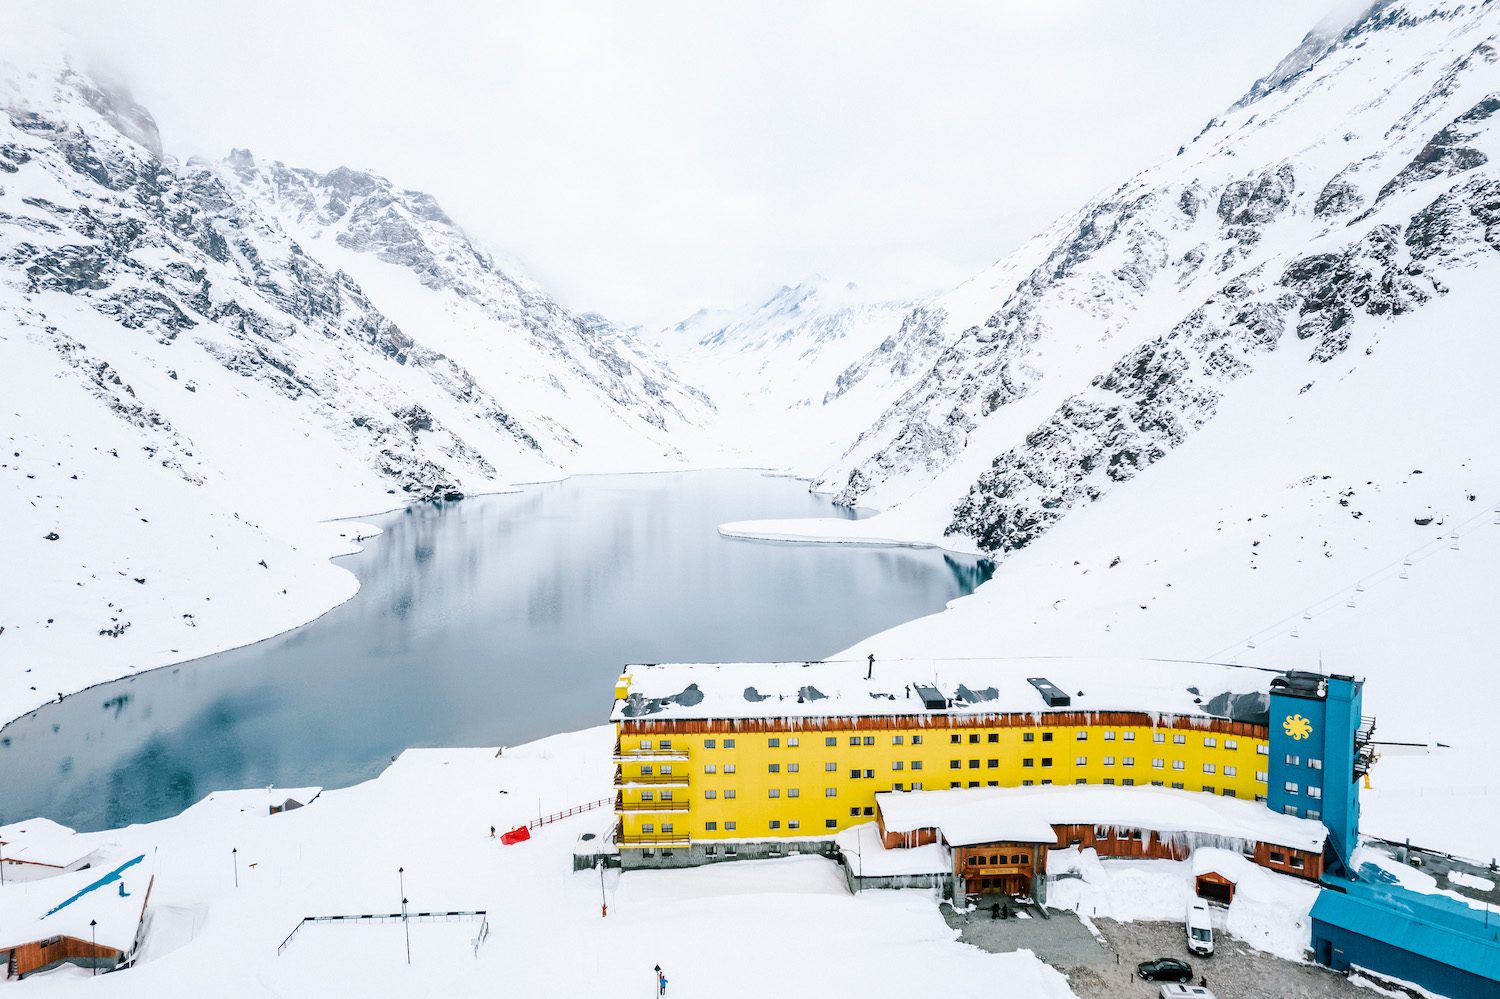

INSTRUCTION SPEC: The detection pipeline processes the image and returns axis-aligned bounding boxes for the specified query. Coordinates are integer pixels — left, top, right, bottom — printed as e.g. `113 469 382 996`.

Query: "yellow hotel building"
610 657 1282 869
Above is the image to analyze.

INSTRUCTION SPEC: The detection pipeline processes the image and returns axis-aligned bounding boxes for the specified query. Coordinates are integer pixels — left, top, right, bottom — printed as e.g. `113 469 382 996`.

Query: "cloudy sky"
9 1 1336 328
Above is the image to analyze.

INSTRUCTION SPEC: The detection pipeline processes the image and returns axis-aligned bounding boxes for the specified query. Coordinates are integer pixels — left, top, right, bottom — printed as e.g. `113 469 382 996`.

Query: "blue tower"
1267 672 1374 877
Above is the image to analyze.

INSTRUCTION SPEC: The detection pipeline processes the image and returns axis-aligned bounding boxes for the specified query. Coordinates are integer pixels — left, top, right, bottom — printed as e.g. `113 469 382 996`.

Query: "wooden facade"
955 842 1041 896
4 935 122 979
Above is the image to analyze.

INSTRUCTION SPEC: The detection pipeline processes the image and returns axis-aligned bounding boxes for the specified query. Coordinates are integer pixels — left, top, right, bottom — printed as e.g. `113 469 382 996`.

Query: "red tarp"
500 825 531 845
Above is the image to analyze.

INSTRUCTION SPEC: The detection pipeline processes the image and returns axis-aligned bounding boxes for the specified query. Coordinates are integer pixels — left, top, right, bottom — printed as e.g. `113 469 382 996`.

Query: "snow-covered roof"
0 817 100 870
0 852 153 950
875 784 1327 853
612 657 1280 725
835 822 949 877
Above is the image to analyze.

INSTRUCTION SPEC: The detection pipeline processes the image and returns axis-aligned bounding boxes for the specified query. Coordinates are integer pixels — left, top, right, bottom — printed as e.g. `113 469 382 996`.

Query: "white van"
1158 985 1215 999
1186 898 1215 956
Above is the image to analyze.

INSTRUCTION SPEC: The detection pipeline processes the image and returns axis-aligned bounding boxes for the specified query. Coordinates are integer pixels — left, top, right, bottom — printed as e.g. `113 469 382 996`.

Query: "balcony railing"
613 773 689 787
611 750 691 763
618 832 692 848
616 800 690 813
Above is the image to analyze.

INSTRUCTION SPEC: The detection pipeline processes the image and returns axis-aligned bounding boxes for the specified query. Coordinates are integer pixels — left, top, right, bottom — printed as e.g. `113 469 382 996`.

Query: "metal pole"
403 897 411 964
599 860 608 917
232 847 238 888
90 919 97 976
399 866 405 901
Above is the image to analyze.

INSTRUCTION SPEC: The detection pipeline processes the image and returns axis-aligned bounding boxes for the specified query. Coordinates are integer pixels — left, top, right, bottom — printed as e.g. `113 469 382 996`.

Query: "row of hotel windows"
636 779 1268 802
636 732 1265 751
635 760 1271 780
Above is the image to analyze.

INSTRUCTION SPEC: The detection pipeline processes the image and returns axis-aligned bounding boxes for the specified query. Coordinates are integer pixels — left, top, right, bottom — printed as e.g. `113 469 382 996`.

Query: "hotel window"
704 764 717 774
1241 842 1255 858
769 820 780 830
1123 778 1135 786
1290 854 1305 869
1222 789 1236 797
1256 770 1268 782
1075 756 1087 766
968 781 980 789
863 769 873 778
705 844 717 855
950 781 960 789
1104 731 1116 741
768 738 780 748
1257 743 1268 755
1022 779 1035 786
725 789 736 799
640 765 653 775
1151 780 1164 787
951 734 961 744
788 763 799 773
1075 779 1087 785
642 849 655 857
850 807 861 817
1307 809 1321 820
1269 850 1286 864
1224 766 1237 777
1104 778 1115 785
1023 732 1035 742
769 845 782 856
1152 758 1164 769
825 762 837 772
1040 780 1052 786
987 759 998 769
1103 756 1115 766
724 738 735 749
1154 732 1165 744
705 821 717 831
911 760 924 770
1022 758 1034 768
893 782 904 791
1123 756 1135 767
912 735 923 745
661 791 673 801
1076 730 1088 741
863 736 875 746
1172 760 1185 771
1204 737 1217 748
704 790 716 799
1171 782 1184 790
1284 805 1298 815
1203 763 1216 774
968 759 980 769
1285 754 1300 766
788 819 800 830
640 740 652 750
826 736 837 746
850 769 863 779
768 763 780 773
987 781 998 787
725 764 736 774
1123 732 1135 742
660 740 672 751
704 739 716 749
661 765 673 775
642 823 654 834
788 788 800 798
1041 758 1053 768
825 819 838 829
1173 734 1186 745
1041 732 1053 742
1284 781 1298 794
850 737 860 746
912 782 924 790
950 760 960 769
893 735 904 745
892 760 905 771
768 788 780 798
788 737 799 747
725 822 737 832
642 791 654 801
825 788 837 797
1309 758 1323 770
1307 785 1322 800
988 733 999 743
1225 739 1238 750
969 733 980 744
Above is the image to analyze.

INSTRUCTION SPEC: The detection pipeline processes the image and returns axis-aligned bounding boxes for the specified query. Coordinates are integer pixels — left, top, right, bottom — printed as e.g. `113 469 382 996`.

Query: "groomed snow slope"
0 726 1078 999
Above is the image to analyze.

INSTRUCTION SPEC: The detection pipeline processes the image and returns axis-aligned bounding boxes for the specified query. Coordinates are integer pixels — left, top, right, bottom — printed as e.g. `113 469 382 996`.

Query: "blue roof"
1313 877 1500 982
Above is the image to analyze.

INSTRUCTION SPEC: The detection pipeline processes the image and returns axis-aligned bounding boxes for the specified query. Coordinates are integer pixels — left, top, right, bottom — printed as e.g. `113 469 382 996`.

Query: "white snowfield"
614 655 1278 723
0 727 1078 999
875 784 1328 853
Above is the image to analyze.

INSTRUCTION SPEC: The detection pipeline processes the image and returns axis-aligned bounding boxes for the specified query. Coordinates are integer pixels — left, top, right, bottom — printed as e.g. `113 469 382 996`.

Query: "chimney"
866 654 875 680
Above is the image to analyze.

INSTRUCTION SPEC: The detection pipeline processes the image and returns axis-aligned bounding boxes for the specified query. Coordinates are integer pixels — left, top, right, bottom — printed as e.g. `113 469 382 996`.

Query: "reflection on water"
0 470 992 831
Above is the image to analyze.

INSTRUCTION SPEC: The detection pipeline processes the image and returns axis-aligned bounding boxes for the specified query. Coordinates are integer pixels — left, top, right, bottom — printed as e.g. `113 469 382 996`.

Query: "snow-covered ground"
0 726 1078 999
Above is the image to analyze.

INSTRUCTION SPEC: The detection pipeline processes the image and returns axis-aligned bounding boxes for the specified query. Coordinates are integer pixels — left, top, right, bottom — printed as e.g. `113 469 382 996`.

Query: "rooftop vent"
913 684 947 711
1027 677 1071 708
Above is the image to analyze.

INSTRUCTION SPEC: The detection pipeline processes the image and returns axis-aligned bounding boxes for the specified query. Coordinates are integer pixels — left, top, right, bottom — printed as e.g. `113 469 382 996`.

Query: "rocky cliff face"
810 0 1500 555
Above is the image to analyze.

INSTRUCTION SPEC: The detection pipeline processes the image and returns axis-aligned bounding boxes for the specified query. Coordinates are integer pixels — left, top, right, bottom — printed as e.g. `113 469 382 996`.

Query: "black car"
1136 957 1193 982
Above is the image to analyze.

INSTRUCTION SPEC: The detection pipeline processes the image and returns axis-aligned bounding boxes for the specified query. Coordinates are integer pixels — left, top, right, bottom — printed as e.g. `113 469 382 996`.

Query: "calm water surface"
0 470 991 831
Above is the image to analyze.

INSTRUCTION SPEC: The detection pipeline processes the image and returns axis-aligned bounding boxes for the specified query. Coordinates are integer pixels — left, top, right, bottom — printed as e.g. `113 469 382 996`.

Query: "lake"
0 470 992 831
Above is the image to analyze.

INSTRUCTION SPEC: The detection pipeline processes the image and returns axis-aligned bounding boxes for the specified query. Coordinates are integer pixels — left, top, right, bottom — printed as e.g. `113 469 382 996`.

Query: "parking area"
943 904 1425 999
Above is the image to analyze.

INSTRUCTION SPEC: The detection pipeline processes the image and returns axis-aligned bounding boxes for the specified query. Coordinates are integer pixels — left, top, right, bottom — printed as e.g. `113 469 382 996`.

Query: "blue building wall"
1311 918 1500 998
1268 673 1362 872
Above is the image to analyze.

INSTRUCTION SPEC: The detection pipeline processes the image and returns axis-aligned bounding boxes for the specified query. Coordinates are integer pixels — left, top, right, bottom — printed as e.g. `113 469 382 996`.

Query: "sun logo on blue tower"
1283 713 1313 741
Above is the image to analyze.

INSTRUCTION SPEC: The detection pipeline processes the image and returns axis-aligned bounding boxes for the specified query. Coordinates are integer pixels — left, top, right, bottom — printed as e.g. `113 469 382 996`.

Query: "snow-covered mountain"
0 65 712 715
788 0 1500 558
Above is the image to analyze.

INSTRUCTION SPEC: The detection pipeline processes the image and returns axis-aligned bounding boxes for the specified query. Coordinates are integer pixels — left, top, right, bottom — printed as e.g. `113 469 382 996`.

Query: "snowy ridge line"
1205 498 1500 661
626 654 1284 671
